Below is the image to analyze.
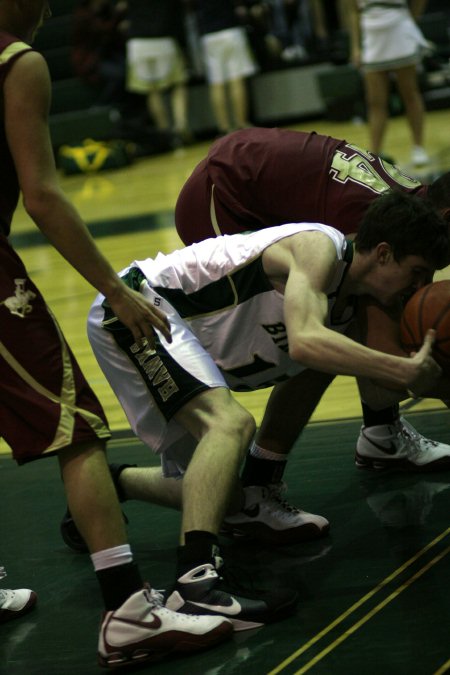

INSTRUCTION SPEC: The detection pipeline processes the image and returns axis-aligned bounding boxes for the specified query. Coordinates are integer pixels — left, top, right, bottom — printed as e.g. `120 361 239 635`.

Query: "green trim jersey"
88 223 354 475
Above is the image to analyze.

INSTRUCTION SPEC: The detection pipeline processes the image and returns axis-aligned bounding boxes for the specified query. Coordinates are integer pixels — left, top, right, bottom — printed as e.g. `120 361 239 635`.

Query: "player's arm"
356 296 450 406
3 51 170 345
263 232 440 394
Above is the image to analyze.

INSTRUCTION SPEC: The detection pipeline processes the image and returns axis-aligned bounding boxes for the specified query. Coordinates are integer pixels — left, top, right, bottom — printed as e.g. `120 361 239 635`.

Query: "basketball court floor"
1 111 450 674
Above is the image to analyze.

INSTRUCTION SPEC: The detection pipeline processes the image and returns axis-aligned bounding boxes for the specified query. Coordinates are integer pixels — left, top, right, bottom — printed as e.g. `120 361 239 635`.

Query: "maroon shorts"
0 237 110 464
175 159 250 245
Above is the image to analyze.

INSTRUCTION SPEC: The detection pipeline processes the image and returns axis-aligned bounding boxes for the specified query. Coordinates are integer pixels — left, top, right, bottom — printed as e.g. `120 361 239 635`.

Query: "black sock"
361 402 400 428
96 562 143 611
241 454 287 487
177 530 220 577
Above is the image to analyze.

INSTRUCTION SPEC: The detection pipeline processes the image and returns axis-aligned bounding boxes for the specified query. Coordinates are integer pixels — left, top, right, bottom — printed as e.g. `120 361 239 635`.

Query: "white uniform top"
136 222 353 390
88 223 354 476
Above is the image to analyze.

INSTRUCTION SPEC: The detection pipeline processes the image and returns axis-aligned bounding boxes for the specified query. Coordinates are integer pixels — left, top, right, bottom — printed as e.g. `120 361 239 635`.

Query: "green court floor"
1 411 449 675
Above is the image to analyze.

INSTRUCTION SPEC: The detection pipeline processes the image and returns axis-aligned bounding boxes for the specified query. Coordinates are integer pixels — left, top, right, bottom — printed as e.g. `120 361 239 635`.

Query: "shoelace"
268 482 302 514
0 588 13 605
143 586 165 609
395 419 439 458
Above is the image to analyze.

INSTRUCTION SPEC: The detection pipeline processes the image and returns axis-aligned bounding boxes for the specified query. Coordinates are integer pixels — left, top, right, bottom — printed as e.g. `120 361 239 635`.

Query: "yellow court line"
269 527 450 675
295 545 450 674
434 659 450 675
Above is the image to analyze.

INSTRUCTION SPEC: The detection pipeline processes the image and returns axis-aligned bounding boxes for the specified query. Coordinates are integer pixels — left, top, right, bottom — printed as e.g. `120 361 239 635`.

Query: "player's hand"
405 329 441 396
106 284 171 347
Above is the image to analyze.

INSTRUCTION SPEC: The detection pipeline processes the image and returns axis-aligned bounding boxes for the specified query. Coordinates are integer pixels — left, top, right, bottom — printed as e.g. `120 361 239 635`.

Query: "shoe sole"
98 622 232 668
220 521 329 545
355 452 450 472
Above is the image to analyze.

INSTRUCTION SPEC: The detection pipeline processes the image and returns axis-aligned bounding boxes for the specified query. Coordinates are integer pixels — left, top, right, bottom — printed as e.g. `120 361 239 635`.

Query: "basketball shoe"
0 587 37 623
98 585 232 669
355 417 450 471
221 484 329 545
165 562 298 631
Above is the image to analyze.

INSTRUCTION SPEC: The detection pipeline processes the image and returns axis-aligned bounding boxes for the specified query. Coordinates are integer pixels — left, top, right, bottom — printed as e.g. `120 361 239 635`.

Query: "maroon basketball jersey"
0 31 32 236
206 127 427 235
175 127 428 245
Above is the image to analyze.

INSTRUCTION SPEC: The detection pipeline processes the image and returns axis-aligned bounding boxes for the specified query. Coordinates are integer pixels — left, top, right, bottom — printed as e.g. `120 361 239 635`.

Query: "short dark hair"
354 190 449 269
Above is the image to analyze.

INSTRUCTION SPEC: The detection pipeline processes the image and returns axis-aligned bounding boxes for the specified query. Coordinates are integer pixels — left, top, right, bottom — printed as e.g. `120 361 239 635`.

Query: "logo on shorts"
0 278 36 318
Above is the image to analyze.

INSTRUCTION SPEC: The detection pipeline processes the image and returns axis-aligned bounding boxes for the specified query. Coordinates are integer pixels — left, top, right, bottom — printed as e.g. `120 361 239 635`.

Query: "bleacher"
37 4 450 149
36 0 120 147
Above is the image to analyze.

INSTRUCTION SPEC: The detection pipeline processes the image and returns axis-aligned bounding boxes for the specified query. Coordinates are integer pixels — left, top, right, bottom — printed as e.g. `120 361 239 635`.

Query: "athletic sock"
241 443 288 487
92 545 143 610
361 402 400 428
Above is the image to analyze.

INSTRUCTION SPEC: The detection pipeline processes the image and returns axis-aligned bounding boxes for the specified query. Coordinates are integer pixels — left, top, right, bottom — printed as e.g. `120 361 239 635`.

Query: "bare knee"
230 404 256 455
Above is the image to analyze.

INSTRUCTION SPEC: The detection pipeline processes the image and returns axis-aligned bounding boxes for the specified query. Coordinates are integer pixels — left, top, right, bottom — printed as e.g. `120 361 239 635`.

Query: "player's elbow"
288 336 317 368
22 184 61 223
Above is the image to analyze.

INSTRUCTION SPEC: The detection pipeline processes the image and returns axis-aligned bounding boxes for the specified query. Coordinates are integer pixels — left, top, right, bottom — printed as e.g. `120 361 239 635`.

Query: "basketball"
400 280 450 371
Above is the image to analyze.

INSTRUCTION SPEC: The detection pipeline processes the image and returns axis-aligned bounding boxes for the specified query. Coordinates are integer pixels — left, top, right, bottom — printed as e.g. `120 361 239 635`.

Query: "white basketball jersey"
134 223 354 391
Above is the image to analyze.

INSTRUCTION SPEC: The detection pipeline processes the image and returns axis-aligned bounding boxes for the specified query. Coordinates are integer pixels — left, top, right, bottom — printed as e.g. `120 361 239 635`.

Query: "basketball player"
174 128 450 515
0 1 234 668
84 191 446 613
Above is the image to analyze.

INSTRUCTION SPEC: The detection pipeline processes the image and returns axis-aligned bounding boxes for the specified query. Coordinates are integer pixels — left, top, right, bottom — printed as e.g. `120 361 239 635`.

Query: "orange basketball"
400 280 450 372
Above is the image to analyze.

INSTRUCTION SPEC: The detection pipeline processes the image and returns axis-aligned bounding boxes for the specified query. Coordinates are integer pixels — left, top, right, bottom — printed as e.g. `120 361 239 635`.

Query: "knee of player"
229 405 257 450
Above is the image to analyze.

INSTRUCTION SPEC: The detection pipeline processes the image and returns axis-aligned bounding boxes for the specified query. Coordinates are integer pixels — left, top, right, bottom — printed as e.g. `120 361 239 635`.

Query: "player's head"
354 190 449 270
427 171 450 223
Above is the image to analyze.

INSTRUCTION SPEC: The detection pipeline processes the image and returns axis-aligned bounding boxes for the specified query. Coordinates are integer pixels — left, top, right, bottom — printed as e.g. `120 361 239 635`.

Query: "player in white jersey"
89 222 354 464
83 191 449 624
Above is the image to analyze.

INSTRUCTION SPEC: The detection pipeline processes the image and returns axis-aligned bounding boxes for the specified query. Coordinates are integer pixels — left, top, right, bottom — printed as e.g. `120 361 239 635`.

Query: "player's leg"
147 87 170 130
112 465 183 508
175 387 255 537
228 77 250 129
394 64 428 166
0 248 231 667
87 286 298 629
355 298 450 470
163 387 299 630
223 370 332 544
202 32 233 134
363 69 390 155
58 441 127 553
209 81 232 134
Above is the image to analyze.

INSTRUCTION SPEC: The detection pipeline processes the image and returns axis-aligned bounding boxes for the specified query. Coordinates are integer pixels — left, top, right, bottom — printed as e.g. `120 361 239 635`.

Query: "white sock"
249 441 289 461
91 544 133 571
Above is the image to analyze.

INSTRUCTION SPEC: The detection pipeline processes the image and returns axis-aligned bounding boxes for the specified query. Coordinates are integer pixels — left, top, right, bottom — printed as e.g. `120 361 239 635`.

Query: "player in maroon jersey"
175 127 449 244
174 128 450 522
0 1 234 668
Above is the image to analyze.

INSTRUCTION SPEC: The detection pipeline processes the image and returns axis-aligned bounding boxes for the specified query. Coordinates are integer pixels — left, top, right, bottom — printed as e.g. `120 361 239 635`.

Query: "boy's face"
371 251 434 306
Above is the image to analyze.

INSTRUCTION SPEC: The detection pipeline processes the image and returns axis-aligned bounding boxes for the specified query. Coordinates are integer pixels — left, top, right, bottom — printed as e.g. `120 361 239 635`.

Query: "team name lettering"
262 322 289 352
130 343 179 402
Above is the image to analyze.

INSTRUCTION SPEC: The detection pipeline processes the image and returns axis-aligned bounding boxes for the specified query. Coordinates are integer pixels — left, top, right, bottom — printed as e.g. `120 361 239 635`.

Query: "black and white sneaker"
165 563 298 631
355 418 450 471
